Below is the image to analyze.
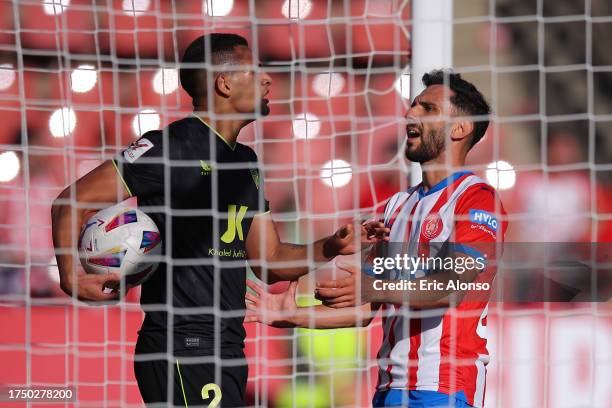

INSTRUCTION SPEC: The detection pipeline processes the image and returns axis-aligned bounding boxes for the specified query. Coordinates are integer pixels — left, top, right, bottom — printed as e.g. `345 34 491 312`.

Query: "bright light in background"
292 112 321 139
312 72 345 97
0 151 20 182
70 64 97 93
152 68 179 95
132 109 160 137
49 108 77 138
281 0 313 19
0 63 15 91
203 0 234 16
320 159 352 188
486 160 516 190
394 70 411 99
122 0 150 15
43 0 70 15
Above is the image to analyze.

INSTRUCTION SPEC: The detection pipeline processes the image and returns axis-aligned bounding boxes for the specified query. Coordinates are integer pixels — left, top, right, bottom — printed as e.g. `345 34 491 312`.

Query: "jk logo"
221 204 248 243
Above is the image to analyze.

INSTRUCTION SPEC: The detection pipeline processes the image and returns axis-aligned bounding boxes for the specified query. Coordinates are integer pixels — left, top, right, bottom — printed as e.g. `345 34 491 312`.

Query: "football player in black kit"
51 34 389 407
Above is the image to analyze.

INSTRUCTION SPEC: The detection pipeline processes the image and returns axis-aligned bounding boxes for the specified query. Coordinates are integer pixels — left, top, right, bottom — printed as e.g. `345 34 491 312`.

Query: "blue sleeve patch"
469 209 499 231
452 243 488 265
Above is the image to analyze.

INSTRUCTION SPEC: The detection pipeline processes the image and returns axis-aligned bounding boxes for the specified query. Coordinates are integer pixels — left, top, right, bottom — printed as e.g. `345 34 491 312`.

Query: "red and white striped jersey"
375 171 507 408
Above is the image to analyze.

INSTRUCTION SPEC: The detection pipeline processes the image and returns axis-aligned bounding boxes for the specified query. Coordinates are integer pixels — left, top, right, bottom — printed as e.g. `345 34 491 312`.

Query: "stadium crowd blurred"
0 0 610 406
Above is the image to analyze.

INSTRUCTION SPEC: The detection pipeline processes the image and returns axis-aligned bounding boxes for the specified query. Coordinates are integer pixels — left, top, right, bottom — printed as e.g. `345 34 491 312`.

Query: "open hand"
245 280 298 328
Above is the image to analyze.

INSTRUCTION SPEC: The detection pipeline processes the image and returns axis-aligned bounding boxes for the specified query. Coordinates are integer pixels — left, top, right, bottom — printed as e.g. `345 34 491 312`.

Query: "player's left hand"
244 280 299 328
315 262 375 308
325 221 390 257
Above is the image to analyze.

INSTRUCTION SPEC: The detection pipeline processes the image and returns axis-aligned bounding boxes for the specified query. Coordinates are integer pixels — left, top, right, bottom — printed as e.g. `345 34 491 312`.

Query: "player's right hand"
244 280 298 328
61 272 123 303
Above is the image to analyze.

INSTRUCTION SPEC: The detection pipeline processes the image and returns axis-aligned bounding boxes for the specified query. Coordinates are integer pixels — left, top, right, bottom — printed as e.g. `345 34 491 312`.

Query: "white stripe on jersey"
388 329 410 389
416 314 443 390
473 354 487 407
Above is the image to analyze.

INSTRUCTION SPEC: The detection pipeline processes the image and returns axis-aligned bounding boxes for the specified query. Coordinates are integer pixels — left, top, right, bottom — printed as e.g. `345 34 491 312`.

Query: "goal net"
0 0 611 407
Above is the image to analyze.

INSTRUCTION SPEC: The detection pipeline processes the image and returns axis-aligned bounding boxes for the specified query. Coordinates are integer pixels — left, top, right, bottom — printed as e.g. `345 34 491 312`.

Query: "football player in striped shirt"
247 70 507 408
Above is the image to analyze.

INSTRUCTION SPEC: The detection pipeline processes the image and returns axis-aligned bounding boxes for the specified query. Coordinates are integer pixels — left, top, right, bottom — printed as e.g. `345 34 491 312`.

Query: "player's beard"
405 128 446 163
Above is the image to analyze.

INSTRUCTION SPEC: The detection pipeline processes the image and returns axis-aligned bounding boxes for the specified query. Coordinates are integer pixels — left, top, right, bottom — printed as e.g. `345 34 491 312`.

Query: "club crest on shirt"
123 138 153 163
421 213 443 240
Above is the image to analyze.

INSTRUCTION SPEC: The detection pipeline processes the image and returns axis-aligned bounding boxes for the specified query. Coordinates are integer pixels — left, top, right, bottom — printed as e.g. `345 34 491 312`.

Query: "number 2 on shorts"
201 383 221 408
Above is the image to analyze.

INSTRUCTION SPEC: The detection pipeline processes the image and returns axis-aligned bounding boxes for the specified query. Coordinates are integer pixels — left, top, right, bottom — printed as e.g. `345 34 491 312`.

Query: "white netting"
0 0 611 407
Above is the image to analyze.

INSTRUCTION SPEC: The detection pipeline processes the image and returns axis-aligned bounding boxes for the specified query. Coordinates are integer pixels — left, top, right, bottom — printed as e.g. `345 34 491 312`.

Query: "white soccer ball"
78 205 161 287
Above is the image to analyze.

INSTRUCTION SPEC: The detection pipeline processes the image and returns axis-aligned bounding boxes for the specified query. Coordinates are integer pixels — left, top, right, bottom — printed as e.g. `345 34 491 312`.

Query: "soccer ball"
78 205 161 287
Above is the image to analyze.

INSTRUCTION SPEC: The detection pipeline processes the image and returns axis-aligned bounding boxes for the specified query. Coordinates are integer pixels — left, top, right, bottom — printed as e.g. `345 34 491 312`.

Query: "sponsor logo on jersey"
185 337 200 348
220 204 248 243
123 138 153 163
421 213 443 240
469 209 498 232
200 160 212 175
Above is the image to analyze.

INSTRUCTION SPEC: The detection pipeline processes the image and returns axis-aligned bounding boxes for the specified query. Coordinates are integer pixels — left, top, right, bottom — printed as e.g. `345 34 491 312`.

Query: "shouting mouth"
406 125 422 139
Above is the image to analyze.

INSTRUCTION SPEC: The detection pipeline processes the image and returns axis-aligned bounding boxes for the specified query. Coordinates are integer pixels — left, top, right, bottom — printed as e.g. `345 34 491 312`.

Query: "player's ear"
450 118 474 142
214 73 232 98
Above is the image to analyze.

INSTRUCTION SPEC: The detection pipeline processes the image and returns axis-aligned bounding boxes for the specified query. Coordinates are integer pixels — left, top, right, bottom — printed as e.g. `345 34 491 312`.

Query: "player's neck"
419 155 466 192
192 110 243 147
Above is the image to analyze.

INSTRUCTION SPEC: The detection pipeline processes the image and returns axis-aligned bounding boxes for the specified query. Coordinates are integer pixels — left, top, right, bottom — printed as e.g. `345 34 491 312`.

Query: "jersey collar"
191 113 237 151
417 170 473 198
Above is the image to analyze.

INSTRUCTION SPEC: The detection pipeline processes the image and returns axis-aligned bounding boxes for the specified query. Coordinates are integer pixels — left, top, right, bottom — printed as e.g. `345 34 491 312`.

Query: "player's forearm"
264 237 336 281
290 304 374 329
51 189 85 293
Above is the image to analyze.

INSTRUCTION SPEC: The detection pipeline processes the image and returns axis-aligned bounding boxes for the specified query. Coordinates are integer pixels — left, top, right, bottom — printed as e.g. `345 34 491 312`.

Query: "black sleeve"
113 130 164 198
258 171 271 214
245 147 270 214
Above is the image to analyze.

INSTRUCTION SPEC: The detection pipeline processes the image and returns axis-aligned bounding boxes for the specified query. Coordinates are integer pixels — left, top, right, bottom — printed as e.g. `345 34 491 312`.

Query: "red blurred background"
0 0 610 407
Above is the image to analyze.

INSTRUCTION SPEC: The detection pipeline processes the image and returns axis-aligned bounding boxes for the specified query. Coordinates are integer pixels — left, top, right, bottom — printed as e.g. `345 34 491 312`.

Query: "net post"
409 0 454 186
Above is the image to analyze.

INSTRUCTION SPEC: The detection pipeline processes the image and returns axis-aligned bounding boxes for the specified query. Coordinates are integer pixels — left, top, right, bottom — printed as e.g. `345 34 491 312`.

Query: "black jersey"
113 115 268 355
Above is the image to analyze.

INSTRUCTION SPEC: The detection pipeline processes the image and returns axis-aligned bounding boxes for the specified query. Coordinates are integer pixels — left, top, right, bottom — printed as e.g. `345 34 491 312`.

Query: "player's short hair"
422 70 491 148
180 33 249 100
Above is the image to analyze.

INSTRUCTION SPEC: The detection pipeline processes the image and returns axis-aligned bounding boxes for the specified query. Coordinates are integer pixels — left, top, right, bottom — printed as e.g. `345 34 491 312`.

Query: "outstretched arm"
244 279 379 329
51 161 128 301
245 213 389 283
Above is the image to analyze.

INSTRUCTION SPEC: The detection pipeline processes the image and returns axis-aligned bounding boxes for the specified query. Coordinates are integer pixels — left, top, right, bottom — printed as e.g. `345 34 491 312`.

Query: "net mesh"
0 0 611 407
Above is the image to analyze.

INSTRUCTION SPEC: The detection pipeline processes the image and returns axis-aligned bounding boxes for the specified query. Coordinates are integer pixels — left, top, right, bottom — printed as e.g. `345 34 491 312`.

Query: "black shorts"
134 335 248 407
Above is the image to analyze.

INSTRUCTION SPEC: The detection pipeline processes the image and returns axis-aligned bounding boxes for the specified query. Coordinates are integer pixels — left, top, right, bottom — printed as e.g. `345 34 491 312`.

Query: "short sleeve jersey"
377 172 507 407
113 115 269 354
